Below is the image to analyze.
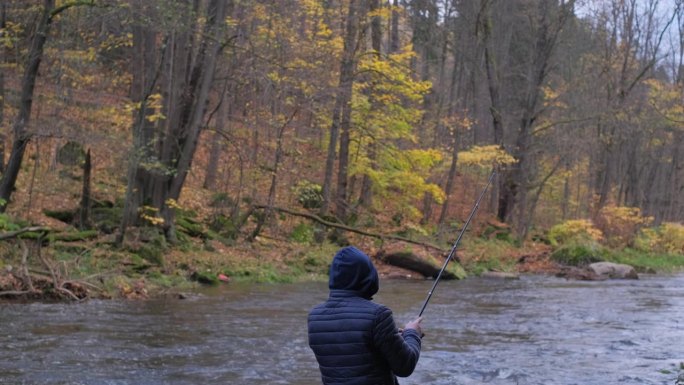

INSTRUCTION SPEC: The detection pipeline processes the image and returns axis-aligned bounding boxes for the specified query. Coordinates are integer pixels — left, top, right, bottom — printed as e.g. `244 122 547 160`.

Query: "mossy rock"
92 207 122 234
43 209 76 223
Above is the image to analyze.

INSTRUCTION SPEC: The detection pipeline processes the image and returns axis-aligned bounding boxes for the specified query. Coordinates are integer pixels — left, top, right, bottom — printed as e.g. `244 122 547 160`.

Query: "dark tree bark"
159 0 228 241
390 0 399 53
0 1 5 173
0 0 54 211
119 0 229 244
204 93 229 190
78 149 92 230
359 0 383 209
248 110 296 241
321 0 365 219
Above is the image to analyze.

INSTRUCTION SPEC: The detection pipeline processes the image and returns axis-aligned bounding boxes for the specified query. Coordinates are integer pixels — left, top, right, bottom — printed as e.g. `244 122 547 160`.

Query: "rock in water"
588 262 638 280
481 271 520 280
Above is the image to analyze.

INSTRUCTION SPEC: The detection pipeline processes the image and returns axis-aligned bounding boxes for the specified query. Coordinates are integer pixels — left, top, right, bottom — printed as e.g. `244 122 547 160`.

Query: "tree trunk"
321 0 365 219
389 0 399 53
161 0 227 241
0 0 7 173
0 0 55 211
248 110 295 241
359 0 382 209
437 133 459 230
0 69 5 174
477 0 506 221
78 149 92 230
204 94 229 190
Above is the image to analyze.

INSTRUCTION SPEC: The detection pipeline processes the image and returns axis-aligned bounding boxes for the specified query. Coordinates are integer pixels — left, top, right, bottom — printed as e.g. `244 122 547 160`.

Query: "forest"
1 0 684 300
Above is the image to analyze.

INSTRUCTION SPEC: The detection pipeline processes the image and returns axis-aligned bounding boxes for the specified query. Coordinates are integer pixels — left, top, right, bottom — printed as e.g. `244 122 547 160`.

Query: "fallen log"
0 226 50 241
253 204 447 253
379 251 457 280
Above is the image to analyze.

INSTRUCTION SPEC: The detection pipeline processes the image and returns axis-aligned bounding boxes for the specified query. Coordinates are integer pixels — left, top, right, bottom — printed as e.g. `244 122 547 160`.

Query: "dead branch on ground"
254 204 447 253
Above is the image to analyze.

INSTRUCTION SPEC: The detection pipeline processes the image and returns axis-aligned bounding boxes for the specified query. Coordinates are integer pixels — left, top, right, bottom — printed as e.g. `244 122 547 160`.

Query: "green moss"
20 230 99 242
550 242 605 266
602 248 684 273
176 216 205 238
290 223 314 244
0 213 22 231
43 209 76 223
460 238 519 274
137 244 165 266
92 206 122 234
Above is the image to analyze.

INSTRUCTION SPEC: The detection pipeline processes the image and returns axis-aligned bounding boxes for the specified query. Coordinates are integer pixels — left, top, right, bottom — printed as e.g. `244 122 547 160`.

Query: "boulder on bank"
556 262 639 280
556 266 605 281
588 262 638 280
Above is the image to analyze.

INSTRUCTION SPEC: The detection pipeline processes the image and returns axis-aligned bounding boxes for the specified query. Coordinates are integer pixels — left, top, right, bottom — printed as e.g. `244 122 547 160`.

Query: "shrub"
290 223 314 244
595 205 653 248
0 213 21 231
636 222 684 255
550 242 605 266
548 219 603 246
293 180 323 209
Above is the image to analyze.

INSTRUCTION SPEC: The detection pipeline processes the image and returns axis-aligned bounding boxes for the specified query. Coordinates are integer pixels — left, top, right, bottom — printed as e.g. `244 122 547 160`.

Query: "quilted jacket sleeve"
372 306 422 377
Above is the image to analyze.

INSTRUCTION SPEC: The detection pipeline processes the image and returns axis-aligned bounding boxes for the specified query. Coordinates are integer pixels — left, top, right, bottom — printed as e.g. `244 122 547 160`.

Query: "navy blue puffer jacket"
308 246 422 385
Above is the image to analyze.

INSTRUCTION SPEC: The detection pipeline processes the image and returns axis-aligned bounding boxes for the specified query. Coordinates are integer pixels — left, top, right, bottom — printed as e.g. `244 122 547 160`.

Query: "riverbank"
2 225 684 301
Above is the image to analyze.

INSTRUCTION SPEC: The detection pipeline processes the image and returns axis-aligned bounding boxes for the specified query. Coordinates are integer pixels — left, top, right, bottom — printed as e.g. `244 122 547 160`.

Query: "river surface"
0 274 683 385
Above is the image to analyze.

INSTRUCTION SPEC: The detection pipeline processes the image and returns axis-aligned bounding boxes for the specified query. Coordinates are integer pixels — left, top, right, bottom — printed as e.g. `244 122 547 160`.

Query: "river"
0 274 682 385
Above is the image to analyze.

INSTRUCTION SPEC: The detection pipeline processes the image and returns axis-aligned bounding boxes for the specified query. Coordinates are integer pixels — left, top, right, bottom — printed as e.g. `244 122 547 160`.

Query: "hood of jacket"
328 246 379 299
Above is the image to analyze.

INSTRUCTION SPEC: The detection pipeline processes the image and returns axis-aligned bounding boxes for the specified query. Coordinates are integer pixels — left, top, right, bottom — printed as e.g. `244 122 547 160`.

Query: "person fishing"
308 246 424 385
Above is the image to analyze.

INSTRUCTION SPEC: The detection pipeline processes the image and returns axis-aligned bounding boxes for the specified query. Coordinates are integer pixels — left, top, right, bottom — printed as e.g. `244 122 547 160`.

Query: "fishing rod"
418 170 496 317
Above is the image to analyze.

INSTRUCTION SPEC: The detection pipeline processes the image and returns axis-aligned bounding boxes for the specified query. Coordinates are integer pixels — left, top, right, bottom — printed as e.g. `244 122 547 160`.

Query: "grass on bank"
3 207 684 300
550 241 684 273
603 248 684 273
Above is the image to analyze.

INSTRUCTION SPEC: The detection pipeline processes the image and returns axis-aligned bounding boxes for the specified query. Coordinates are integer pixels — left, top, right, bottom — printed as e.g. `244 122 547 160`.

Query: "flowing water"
0 274 683 385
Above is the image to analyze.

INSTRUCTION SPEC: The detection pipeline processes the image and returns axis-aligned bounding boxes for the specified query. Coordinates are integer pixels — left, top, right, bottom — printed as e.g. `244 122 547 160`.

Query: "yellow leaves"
636 223 684 255
442 114 474 133
0 21 24 49
368 7 392 20
99 33 133 51
359 147 445 218
225 16 239 28
598 205 653 228
541 85 567 109
457 145 516 167
645 79 684 125
96 105 132 132
146 94 166 123
357 50 431 103
548 219 604 246
165 199 182 210
139 206 164 226
595 205 653 248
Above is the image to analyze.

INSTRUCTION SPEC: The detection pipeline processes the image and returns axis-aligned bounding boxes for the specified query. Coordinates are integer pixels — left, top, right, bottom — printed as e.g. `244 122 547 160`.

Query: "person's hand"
404 316 424 338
